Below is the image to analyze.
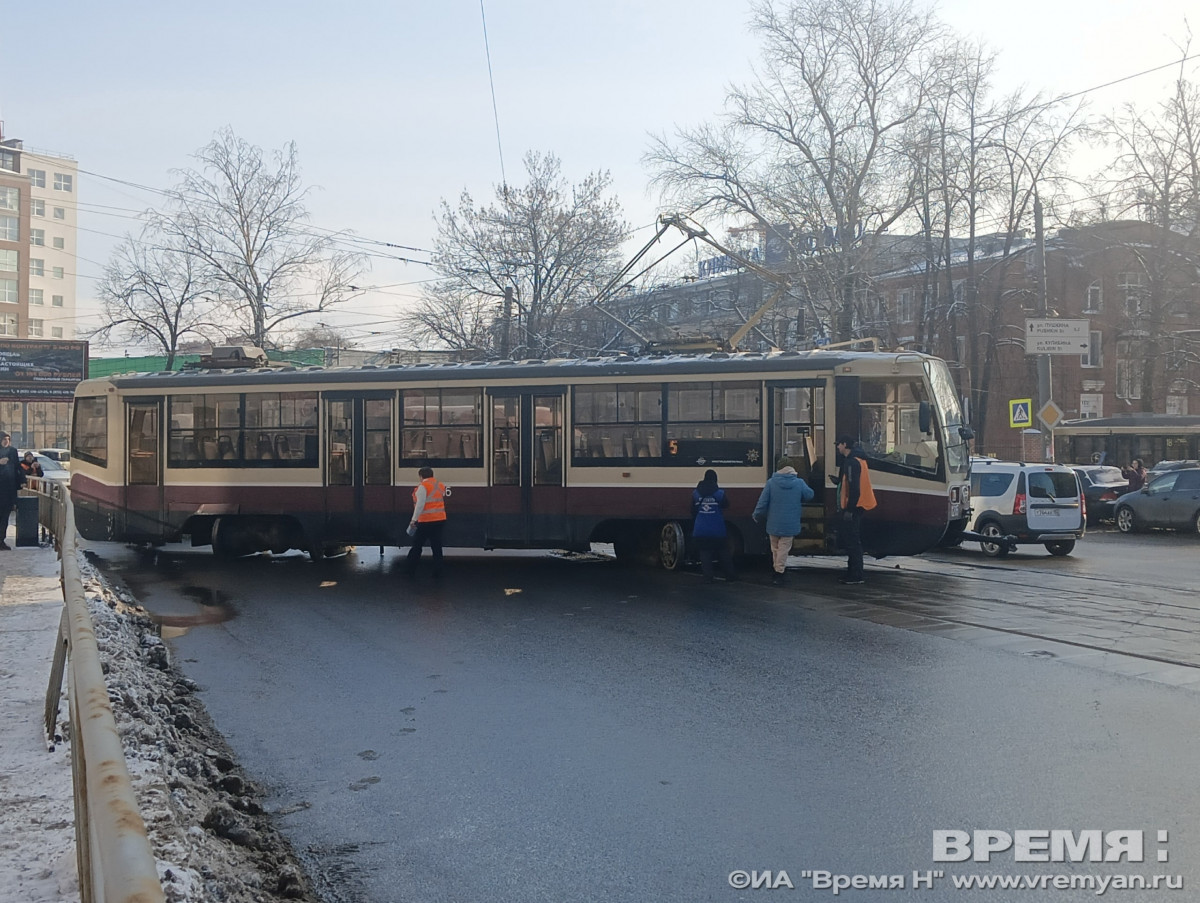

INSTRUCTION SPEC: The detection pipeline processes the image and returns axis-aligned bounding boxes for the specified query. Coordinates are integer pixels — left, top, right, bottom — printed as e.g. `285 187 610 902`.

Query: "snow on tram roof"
91 348 935 389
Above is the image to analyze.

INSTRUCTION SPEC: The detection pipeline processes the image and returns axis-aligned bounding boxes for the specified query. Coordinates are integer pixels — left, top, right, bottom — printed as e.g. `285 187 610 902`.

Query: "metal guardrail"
37 479 167 903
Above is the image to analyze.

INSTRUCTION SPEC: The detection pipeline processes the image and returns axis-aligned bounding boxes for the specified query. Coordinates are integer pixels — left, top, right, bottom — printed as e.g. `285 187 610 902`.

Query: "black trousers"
841 510 864 580
406 520 445 575
693 534 734 580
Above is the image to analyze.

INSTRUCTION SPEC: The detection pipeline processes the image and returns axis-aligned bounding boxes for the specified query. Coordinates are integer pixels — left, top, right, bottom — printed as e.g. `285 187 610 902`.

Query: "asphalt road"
91 534 1200 902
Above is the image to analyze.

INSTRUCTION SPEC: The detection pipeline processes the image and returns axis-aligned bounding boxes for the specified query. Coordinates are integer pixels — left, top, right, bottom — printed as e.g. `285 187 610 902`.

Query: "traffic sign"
1009 398 1033 429
1038 399 1065 430
1025 319 1090 355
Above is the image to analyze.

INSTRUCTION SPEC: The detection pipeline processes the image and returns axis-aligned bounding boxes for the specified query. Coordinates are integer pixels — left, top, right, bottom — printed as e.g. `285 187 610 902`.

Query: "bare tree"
404 152 627 359
92 228 215 368
159 128 365 349
1098 57 1200 409
647 0 948 342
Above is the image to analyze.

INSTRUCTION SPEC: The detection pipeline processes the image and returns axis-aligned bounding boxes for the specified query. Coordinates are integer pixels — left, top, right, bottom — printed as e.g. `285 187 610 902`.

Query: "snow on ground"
1 532 323 903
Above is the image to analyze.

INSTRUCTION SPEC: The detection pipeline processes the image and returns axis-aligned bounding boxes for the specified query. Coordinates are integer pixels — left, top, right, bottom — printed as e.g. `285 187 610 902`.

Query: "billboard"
0 340 89 399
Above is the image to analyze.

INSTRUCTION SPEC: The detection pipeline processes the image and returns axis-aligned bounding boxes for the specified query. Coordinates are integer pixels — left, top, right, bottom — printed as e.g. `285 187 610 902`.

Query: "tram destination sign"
0 340 89 399
1025 319 1090 355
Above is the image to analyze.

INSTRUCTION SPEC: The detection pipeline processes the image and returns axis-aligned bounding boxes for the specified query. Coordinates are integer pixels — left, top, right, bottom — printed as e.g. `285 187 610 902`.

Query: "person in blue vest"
691 469 734 582
753 458 815 586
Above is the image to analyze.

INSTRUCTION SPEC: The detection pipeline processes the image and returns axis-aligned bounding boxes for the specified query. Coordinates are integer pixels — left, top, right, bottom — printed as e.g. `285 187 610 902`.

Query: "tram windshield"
925 359 970 476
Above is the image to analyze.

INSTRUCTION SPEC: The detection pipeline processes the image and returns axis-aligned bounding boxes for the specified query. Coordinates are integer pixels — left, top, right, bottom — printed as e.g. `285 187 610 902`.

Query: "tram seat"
646 435 661 457
256 433 274 460
201 437 219 461
600 437 617 458
275 434 291 460
460 432 477 459
218 435 236 460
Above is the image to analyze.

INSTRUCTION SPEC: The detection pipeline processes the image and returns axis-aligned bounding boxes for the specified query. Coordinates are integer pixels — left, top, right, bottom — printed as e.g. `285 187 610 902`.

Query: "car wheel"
978 521 1010 558
1115 506 1138 534
1044 540 1075 556
1194 510 1200 535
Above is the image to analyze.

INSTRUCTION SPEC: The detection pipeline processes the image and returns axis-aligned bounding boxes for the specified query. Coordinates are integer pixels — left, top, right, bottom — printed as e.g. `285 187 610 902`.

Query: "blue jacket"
752 467 815 537
692 479 728 538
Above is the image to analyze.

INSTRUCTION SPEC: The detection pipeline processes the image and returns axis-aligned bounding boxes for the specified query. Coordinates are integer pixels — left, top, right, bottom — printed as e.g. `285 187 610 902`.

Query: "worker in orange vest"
406 466 448 578
834 436 877 585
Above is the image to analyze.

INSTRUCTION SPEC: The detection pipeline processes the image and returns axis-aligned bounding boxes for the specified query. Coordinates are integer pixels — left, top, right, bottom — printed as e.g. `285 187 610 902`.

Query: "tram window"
72 395 108 467
665 381 762 467
169 392 318 467
573 383 662 464
857 379 939 474
401 389 483 465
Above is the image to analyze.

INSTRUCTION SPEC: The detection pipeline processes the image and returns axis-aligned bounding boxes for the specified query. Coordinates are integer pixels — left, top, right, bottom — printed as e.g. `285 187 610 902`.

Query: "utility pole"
499 286 514 360
1034 194 1052 462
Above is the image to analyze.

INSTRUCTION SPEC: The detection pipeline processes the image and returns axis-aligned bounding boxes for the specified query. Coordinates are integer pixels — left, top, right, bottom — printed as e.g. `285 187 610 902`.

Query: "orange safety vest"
840 457 878 511
412 478 448 522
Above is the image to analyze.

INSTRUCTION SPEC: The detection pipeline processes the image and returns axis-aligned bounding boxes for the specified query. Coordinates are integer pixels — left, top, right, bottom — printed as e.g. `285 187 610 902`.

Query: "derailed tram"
68 349 972 566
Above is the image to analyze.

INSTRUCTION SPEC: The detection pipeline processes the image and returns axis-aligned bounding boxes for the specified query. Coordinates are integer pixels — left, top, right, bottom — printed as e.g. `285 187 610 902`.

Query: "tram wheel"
657 521 686 571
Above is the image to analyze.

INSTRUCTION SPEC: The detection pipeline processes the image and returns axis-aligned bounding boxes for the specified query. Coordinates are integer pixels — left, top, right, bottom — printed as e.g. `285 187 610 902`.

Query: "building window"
29 288 43 305
29 228 44 246
29 258 44 277
28 169 46 188
53 173 73 192
52 266 64 279
1080 330 1102 368
52 236 65 250
1117 272 1144 317
31 199 45 217
0 216 18 241
0 279 17 304
52 206 65 220
0 249 16 273
1166 396 1189 416
1079 393 1103 418
1116 340 1143 400
51 327 63 338
27 319 43 337
897 288 914 324
0 315 17 336
0 149 16 172
1084 280 1102 312
0 186 17 211
52 294 64 307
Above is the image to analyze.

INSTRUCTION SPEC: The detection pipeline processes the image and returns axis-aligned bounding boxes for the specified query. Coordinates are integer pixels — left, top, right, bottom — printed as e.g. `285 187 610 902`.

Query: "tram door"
325 393 394 525
125 398 164 540
768 382 829 551
487 390 566 545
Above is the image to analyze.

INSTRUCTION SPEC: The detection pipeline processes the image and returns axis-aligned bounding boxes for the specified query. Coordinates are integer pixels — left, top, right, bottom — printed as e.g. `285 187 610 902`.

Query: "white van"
967 458 1086 557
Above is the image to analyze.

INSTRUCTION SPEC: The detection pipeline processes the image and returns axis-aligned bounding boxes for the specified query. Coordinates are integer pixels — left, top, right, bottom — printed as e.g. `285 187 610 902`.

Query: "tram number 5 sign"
1009 398 1033 429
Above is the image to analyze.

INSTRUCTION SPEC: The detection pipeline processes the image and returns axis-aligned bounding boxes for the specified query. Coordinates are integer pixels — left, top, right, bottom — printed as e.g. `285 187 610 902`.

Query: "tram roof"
88 349 938 391
1056 414 1200 434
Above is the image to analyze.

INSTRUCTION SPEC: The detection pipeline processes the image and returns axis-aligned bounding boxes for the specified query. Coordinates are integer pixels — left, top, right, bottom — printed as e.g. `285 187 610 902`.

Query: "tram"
1054 415 1200 467
68 349 972 566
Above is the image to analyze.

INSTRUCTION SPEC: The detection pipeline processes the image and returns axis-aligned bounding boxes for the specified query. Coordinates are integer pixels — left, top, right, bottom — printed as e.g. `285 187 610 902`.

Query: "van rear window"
1027 472 1078 499
972 473 1014 498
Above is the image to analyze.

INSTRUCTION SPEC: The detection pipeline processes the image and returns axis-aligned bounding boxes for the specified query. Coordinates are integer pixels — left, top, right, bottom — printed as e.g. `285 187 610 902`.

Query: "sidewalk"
0 523 79 903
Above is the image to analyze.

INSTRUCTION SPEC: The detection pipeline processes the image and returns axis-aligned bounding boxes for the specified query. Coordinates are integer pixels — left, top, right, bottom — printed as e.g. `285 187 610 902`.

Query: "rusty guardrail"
38 479 167 903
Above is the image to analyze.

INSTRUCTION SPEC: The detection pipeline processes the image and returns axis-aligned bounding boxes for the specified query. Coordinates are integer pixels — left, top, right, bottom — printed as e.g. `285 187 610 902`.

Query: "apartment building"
0 125 78 341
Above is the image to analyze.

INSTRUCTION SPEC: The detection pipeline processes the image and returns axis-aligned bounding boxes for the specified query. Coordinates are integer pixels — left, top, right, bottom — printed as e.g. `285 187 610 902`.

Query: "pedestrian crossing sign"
1009 398 1033 428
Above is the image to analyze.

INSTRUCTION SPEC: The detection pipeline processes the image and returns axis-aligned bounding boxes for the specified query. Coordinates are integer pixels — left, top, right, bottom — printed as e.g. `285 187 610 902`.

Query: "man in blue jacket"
752 459 815 585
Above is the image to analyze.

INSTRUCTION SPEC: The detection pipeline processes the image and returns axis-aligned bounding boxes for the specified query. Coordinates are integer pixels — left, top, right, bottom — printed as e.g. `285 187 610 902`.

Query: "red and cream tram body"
68 350 971 565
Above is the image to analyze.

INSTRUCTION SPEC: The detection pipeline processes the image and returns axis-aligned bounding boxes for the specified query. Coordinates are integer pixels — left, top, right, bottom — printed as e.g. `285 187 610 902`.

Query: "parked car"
967 458 1086 557
38 447 71 468
1146 459 1200 481
1114 467 1200 534
1070 465 1130 524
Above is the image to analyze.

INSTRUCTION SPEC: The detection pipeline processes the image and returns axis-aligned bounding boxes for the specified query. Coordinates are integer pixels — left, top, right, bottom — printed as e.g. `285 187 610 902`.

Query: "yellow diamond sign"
1038 400 1064 430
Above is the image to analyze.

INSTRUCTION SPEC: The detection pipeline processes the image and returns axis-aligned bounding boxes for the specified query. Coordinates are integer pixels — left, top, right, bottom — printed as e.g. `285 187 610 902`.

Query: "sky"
1 0 1196 353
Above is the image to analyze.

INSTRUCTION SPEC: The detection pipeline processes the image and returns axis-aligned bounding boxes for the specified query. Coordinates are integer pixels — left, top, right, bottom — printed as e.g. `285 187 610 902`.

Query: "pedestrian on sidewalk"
692 469 735 582
0 431 25 550
752 459 815 585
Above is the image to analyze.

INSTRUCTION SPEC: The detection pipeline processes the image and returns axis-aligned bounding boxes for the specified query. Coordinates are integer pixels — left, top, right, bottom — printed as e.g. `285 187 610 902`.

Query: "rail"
36 478 167 903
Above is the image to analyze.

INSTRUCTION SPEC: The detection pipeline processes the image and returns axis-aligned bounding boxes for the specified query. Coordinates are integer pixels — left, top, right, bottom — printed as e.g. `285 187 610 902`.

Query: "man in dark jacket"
0 431 26 550
691 469 734 582
834 436 875 584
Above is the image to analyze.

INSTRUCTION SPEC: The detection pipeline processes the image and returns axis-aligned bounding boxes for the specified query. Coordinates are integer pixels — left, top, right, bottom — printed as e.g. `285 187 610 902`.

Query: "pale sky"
1 0 1195 351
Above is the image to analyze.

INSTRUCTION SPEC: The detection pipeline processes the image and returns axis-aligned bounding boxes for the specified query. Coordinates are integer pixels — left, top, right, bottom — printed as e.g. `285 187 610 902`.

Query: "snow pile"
79 556 319 903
